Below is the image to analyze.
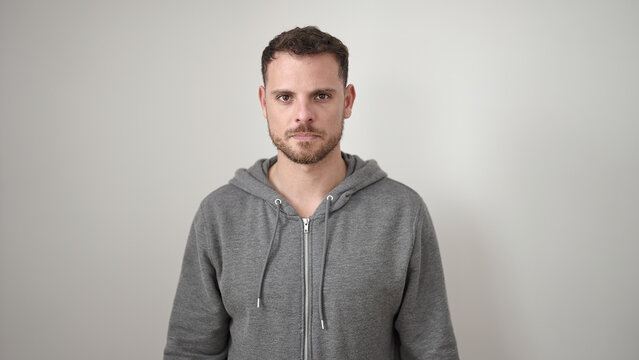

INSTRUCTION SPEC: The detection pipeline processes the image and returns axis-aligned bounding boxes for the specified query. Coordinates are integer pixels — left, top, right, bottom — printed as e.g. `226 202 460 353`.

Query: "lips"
291 132 320 140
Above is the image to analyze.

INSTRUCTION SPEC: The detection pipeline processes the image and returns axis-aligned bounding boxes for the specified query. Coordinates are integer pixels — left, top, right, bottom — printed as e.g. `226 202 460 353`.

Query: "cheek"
266 115 286 134
266 103 288 118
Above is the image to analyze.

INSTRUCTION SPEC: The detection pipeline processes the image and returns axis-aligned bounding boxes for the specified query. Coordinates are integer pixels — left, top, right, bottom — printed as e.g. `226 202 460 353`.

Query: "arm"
395 201 459 359
164 205 230 359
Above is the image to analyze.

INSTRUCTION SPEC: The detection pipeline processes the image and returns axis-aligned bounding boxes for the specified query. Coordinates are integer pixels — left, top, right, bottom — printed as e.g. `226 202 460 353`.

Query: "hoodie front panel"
307 179 420 360
201 185 305 359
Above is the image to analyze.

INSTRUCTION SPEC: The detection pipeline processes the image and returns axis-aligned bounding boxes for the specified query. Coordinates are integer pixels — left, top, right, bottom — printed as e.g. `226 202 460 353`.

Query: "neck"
268 148 346 218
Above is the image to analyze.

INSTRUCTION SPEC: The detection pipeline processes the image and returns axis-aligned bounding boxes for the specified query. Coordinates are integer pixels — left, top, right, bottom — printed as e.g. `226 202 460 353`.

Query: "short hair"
261 26 349 86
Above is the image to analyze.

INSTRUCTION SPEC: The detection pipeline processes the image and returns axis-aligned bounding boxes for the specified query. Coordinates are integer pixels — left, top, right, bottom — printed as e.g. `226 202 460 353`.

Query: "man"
164 26 459 359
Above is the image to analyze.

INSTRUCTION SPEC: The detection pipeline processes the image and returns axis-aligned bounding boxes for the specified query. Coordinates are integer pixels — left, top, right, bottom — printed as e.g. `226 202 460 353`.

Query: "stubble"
268 121 344 165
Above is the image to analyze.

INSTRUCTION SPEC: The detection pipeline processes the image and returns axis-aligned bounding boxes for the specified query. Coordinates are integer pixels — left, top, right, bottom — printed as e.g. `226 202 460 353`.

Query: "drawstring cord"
256 195 334 332
318 194 333 330
256 198 282 308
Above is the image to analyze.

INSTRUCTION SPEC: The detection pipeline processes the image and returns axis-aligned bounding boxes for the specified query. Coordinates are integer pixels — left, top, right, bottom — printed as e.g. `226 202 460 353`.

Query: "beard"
268 121 344 165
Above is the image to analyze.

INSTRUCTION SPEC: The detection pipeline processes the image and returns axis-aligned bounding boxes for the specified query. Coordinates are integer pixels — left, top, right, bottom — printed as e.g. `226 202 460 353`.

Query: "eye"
316 93 331 101
277 94 291 102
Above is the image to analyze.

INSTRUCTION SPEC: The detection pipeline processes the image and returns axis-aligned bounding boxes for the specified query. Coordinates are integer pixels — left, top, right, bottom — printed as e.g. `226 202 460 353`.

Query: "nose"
295 99 313 123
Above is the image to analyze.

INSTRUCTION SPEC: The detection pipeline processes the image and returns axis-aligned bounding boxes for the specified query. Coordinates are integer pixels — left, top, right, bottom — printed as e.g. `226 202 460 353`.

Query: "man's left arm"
394 201 459 359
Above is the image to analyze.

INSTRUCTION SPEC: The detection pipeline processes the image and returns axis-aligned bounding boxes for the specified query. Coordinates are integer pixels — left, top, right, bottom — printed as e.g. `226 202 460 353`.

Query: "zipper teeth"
303 218 310 360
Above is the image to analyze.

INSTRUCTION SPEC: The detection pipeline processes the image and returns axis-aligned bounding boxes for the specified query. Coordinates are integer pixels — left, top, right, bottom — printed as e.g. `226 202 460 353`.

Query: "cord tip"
257 298 261 308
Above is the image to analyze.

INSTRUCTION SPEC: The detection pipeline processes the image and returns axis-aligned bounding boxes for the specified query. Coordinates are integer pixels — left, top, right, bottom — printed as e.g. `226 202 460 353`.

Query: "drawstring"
318 194 333 330
256 198 282 308
256 195 334 332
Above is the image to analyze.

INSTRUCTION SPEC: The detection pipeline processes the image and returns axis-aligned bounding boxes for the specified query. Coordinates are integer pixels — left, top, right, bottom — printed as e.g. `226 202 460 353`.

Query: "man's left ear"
344 84 356 119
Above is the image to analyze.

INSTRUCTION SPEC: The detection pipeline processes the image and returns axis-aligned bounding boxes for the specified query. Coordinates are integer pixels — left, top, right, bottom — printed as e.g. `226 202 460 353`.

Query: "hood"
229 152 387 217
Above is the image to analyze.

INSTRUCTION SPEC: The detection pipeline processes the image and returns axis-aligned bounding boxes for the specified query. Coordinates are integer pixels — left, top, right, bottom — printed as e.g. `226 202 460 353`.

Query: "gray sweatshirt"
164 153 459 359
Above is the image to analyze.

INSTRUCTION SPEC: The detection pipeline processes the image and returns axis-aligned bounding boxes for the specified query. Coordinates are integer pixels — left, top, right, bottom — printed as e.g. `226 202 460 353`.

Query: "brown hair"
261 26 349 86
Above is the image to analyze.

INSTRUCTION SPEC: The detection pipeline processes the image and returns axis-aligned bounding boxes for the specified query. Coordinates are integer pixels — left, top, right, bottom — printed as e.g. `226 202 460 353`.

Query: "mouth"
289 132 321 141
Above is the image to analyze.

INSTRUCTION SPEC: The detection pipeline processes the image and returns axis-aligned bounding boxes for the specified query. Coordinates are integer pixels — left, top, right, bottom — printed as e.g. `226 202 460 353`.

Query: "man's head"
259 27 355 165
261 26 349 87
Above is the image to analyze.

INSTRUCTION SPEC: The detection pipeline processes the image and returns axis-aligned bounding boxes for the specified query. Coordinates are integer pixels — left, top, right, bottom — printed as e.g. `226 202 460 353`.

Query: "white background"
1 0 638 359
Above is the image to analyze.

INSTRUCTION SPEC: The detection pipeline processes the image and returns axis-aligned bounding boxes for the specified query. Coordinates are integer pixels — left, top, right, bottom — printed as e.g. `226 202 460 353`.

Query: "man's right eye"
277 95 291 102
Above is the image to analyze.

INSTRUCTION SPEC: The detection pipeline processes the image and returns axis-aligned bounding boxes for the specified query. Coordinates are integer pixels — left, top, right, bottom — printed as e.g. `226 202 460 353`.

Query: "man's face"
259 52 355 165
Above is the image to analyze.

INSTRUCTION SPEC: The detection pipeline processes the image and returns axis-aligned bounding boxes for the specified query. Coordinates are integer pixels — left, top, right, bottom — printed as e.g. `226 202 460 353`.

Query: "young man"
164 26 459 359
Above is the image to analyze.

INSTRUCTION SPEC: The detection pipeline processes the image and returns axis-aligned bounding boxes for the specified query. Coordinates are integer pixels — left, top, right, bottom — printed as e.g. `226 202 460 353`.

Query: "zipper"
303 218 310 360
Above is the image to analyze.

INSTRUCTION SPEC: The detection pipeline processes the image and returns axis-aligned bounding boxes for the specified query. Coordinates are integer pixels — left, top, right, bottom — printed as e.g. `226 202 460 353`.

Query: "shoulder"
195 183 263 221
200 184 249 209
347 176 429 226
364 177 426 211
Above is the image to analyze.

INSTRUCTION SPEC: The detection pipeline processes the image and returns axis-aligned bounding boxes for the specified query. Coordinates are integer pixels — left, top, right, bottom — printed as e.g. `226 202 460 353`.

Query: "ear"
258 86 267 118
343 84 356 119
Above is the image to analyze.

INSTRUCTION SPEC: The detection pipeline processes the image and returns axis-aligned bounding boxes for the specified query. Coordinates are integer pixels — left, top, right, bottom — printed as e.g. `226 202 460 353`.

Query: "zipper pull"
303 218 309 233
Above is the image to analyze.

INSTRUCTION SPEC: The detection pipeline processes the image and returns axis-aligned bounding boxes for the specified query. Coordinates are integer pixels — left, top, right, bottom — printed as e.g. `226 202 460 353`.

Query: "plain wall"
1 0 638 359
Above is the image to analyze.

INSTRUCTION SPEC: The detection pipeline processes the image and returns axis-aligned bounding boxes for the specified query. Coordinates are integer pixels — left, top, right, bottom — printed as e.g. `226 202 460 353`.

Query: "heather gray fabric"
164 153 459 359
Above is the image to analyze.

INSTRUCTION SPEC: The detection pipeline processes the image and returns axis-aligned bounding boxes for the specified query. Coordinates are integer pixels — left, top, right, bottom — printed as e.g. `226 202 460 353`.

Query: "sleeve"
394 201 459 360
164 204 230 359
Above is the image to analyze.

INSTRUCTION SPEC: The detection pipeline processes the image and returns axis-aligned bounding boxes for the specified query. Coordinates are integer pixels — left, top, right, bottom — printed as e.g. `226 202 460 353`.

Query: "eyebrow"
270 89 292 96
313 88 337 95
269 88 338 96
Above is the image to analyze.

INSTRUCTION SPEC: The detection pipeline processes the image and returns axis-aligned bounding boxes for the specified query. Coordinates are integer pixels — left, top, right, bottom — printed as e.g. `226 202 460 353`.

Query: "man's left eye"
316 94 330 100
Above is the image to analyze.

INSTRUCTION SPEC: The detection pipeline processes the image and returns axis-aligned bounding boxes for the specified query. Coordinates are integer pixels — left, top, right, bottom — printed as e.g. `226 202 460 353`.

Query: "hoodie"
164 153 459 360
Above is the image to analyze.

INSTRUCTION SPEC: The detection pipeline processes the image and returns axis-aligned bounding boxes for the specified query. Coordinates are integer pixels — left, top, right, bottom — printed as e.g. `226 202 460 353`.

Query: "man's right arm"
164 205 230 359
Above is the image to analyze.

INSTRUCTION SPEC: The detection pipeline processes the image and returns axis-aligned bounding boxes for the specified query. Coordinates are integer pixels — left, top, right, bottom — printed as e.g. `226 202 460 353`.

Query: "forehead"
265 52 341 89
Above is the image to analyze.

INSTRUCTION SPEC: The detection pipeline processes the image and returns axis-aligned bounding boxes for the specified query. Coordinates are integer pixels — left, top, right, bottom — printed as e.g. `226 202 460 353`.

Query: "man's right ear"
258 86 267 118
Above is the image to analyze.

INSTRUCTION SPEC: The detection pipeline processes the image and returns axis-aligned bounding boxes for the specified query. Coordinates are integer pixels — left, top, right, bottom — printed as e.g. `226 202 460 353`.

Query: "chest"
215 213 414 318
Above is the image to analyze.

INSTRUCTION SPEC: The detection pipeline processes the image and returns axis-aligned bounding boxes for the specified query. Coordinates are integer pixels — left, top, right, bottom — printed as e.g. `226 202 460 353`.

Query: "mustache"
285 124 324 138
